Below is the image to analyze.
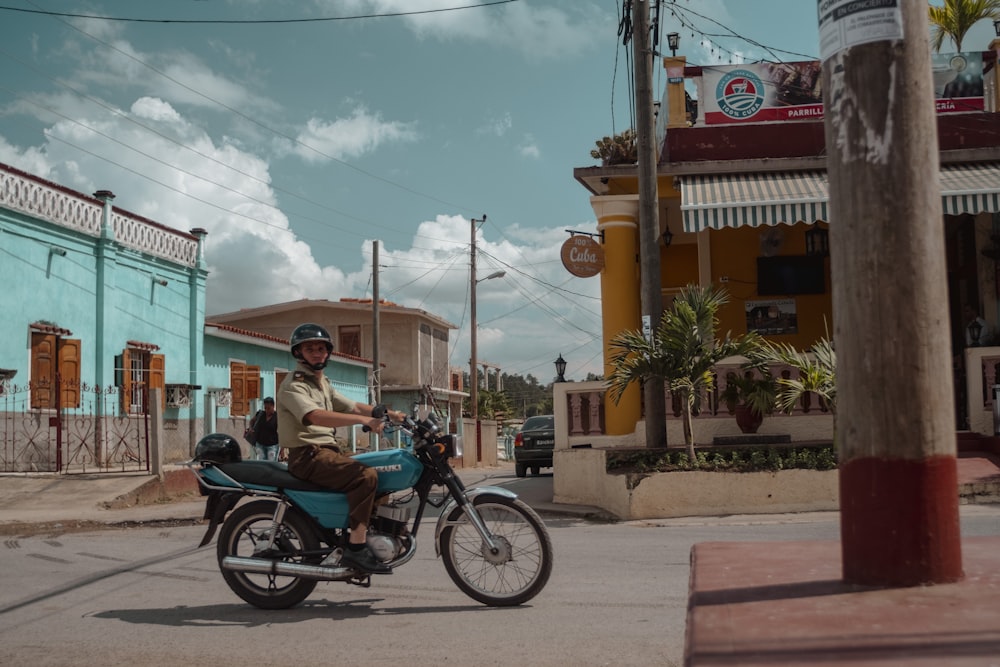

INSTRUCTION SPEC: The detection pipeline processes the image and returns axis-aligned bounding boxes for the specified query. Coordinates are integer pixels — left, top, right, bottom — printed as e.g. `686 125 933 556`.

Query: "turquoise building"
0 162 370 471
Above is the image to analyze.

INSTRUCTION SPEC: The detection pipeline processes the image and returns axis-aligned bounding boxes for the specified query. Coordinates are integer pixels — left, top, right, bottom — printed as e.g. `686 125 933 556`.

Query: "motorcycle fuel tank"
354 448 424 492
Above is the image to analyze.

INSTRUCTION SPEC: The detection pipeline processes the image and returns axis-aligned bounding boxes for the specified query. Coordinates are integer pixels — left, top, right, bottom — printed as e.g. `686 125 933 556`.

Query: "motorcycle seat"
217 461 330 492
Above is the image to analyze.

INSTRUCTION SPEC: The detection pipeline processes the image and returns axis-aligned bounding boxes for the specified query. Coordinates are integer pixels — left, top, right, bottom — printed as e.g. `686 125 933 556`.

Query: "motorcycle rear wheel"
439 494 553 606
216 500 320 609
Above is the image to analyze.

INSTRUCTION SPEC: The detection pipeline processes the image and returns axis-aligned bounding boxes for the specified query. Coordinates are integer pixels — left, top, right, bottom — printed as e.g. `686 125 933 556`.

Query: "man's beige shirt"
277 361 357 449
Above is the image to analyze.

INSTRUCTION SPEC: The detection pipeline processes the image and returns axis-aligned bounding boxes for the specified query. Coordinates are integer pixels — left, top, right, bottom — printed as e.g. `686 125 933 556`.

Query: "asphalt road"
3 499 999 667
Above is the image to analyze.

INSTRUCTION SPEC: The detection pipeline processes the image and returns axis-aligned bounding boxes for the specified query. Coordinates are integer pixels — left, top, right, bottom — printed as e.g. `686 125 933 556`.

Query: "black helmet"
194 433 242 464
290 323 333 370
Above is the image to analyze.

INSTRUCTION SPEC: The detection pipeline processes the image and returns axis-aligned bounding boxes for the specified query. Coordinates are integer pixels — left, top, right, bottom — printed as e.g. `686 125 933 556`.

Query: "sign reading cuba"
715 69 766 120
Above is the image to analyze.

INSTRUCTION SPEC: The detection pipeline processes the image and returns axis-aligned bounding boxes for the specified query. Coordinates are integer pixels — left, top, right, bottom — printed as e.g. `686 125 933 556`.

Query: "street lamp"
667 32 680 57
554 354 567 382
470 214 505 462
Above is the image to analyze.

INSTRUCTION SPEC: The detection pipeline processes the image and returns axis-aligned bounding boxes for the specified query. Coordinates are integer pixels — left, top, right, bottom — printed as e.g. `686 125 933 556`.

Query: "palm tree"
607 284 760 459
928 0 1000 52
759 337 837 416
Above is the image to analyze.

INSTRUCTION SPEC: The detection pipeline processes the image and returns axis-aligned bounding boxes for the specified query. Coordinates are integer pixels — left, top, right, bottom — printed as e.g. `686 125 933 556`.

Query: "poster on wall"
701 53 982 124
746 299 798 335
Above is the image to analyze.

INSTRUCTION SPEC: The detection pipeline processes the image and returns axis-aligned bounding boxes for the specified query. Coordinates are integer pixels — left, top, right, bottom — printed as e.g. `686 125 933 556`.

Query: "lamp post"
470 215 505 462
667 31 680 57
554 354 567 383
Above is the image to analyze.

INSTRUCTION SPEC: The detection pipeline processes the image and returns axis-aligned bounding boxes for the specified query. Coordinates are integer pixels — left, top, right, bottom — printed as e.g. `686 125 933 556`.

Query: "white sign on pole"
818 0 903 62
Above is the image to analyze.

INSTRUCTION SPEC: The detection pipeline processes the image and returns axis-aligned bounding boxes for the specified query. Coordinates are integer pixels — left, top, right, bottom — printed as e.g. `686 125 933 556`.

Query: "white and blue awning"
678 163 1000 232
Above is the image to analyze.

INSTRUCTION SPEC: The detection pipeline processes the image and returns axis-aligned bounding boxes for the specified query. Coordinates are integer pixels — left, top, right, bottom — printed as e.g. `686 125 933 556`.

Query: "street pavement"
0 459 616 536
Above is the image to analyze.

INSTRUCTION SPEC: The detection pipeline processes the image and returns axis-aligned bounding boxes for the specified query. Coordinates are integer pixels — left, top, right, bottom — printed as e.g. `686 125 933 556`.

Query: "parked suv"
514 415 555 477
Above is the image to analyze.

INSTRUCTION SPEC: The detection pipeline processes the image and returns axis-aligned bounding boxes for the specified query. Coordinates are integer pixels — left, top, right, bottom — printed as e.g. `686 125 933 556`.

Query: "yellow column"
990 39 1000 112
662 55 688 128
591 195 642 435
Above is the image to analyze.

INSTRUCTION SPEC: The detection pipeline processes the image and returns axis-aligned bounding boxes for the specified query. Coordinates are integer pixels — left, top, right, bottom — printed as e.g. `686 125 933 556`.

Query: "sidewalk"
0 458 611 536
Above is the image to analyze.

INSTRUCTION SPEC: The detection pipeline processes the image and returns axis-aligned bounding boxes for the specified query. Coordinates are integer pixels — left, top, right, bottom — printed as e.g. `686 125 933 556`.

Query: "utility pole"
633 0 666 448
372 240 381 405
470 216 484 463
820 2 961 585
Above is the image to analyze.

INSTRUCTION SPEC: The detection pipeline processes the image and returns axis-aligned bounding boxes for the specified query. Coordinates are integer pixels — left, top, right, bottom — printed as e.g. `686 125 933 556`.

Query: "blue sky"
0 1 993 382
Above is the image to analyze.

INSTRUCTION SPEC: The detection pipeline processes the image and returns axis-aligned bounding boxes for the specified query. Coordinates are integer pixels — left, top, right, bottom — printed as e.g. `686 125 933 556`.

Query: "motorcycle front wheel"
439 494 553 606
216 500 320 609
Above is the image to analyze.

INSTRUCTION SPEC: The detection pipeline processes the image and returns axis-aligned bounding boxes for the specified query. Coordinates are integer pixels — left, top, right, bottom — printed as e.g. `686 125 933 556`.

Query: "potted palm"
719 366 779 434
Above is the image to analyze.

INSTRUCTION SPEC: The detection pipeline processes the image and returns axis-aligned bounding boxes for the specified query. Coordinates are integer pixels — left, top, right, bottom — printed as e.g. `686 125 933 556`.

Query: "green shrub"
606 445 837 474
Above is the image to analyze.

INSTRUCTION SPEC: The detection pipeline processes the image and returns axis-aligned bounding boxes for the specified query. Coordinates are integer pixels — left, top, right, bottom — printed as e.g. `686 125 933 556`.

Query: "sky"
0 0 993 383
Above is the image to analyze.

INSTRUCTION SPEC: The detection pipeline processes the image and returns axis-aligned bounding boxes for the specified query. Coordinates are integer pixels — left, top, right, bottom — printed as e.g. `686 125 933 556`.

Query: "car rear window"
522 416 554 430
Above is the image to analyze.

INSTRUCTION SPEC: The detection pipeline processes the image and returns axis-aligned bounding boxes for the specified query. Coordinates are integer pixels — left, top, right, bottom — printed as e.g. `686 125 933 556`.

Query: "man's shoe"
340 546 392 575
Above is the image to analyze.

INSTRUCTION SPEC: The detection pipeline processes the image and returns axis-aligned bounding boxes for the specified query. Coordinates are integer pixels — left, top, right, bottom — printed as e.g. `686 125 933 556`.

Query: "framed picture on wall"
746 299 797 335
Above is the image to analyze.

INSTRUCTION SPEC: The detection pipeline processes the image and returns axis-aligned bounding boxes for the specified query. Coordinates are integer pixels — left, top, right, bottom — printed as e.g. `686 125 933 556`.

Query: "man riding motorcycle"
277 322 405 574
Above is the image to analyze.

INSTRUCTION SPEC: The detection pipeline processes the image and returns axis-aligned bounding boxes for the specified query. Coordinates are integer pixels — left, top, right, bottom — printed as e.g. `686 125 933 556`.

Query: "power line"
0 1 519 24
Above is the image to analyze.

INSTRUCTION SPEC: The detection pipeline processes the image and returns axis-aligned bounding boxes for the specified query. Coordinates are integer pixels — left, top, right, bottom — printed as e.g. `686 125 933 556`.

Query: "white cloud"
331 0 606 59
291 107 419 163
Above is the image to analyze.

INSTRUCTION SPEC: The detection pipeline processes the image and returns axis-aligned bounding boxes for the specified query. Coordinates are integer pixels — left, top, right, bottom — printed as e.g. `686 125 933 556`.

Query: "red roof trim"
126 340 161 351
29 321 73 336
205 322 374 364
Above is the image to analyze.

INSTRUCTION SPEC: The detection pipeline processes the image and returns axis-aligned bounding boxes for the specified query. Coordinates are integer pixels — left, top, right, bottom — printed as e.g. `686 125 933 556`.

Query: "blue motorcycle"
190 410 553 609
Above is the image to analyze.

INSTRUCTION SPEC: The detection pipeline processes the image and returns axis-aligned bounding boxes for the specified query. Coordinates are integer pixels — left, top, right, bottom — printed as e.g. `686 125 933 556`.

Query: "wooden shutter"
150 354 165 409
247 365 261 408
230 361 247 416
58 338 81 409
30 333 56 409
120 349 133 414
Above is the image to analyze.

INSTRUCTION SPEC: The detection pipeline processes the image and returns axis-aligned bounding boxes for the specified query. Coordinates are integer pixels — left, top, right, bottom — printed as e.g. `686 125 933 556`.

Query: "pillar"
591 195 642 435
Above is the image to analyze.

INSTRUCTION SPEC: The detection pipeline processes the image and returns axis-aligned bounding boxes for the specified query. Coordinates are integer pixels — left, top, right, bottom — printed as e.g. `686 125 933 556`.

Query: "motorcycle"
189 408 553 609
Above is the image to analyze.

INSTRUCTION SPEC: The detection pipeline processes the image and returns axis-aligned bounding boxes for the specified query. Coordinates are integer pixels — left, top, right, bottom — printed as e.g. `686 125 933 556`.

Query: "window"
30 330 81 409
230 361 260 416
339 325 361 357
117 345 165 414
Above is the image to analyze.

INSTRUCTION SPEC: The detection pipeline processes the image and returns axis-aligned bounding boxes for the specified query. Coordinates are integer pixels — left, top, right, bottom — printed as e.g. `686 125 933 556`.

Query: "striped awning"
679 163 1000 232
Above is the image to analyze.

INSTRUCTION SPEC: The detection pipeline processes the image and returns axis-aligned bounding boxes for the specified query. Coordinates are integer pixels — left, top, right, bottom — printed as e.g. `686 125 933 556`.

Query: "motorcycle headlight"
442 434 462 459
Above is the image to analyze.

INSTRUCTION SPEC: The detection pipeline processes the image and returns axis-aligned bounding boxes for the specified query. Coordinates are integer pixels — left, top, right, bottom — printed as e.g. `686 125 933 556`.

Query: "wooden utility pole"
372 240 381 405
633 0 666 448
820 1 962 585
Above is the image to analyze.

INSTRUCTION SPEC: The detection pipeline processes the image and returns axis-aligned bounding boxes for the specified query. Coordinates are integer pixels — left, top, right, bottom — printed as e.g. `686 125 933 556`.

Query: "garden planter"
734 405 764 433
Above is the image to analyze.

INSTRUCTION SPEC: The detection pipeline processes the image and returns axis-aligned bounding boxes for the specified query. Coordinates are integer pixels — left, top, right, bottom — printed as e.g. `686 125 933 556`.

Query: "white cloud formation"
291 107 419 163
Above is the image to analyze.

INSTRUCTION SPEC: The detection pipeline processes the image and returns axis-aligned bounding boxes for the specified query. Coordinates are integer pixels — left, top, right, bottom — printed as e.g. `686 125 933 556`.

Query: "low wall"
553 448 839 520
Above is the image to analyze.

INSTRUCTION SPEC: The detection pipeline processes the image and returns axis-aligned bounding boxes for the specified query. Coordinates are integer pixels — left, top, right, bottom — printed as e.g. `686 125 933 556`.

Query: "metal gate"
0 380 150 473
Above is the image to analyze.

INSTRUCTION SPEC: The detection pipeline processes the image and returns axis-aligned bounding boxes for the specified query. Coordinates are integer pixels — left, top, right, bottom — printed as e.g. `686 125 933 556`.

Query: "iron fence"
0 379 149 473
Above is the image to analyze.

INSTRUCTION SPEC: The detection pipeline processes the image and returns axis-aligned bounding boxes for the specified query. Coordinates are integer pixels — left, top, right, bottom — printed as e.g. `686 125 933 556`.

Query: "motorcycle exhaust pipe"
221 556 354 581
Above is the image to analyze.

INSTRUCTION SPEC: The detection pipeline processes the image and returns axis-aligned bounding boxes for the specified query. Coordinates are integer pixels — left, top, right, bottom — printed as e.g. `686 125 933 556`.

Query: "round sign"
560 235 605 278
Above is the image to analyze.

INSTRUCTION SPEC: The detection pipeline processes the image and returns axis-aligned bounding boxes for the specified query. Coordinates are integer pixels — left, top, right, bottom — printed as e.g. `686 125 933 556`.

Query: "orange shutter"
120 349 133 414
247 365 261 407
150 354 165 409
30 333 56 409
230 361 247 415
58 339 81 409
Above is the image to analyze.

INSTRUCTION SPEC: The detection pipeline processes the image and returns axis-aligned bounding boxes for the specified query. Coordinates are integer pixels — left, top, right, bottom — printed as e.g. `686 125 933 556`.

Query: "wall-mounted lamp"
969 320 984 346
994 18 1000 37
49 245 67 257
153 277 168 286
667 32 680 57
662 225 674 247
805 227 829 256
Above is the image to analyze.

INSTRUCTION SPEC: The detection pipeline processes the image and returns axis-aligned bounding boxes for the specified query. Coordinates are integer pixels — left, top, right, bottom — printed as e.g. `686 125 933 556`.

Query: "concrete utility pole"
633 0 666 448
820 2 962 585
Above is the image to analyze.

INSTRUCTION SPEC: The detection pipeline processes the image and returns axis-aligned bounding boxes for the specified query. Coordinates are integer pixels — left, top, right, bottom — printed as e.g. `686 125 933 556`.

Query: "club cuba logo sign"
716 68 766 120
560 235 604 278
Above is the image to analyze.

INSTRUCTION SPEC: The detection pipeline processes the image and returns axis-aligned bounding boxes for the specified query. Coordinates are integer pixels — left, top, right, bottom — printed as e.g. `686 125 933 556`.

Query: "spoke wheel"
439 495 553 606
216 500 320 609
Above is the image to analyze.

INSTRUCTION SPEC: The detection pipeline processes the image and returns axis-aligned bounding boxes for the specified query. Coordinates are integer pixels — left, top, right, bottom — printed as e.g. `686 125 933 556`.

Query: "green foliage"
606 445 838 474
607 284 761 458
928 0 1000 52
758 336 837 415
590 128 638 165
